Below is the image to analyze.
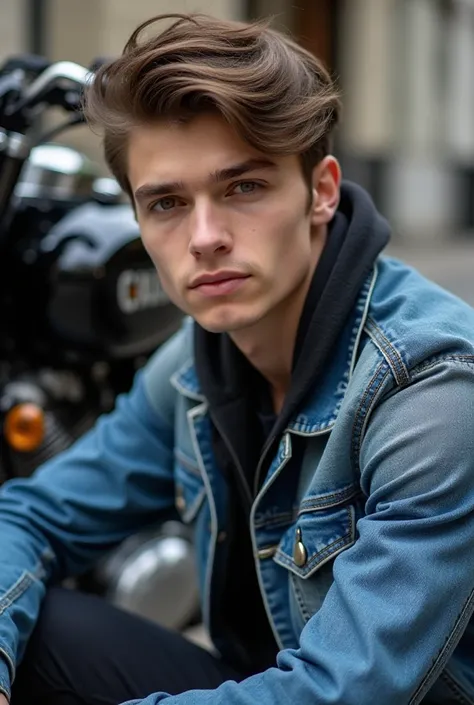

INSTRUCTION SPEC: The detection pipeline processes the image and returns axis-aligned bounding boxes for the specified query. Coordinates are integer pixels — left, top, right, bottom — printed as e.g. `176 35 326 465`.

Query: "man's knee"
12 587 109 705
28 586 101 657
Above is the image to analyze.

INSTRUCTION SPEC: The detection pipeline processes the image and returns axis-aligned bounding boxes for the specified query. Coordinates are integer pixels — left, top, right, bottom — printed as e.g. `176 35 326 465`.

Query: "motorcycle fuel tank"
41 202 183 359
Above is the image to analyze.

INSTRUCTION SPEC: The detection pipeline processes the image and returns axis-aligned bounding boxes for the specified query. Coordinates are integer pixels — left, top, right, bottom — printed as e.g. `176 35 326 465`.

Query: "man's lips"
189 272 250 297
189 271 249 288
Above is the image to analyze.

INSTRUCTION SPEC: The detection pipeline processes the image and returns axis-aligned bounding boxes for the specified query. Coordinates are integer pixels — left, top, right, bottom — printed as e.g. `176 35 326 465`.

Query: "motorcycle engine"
12 144 183 362
41 203 183 360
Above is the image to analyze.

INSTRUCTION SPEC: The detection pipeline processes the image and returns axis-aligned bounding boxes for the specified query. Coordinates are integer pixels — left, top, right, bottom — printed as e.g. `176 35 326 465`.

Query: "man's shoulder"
367 256 474 370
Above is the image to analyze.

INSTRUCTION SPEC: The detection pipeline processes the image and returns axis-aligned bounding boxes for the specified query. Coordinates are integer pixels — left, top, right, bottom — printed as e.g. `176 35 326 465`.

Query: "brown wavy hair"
84 13 341 201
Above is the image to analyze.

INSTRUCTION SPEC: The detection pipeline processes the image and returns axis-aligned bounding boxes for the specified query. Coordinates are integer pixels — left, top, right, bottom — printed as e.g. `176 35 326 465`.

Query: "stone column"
0 0 28 62
338 0 396 156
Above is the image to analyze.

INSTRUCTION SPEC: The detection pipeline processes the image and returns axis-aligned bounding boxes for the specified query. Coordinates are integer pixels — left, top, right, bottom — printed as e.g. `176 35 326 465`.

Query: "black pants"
11 587 245 705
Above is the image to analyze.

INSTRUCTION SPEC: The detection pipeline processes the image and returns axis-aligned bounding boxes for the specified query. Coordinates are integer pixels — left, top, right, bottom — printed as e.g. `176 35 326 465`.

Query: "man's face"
128 113 325 333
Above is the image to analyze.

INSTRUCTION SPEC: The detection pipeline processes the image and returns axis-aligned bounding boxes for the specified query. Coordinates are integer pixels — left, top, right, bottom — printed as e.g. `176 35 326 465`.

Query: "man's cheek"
139 234 156 263
156 268 182 307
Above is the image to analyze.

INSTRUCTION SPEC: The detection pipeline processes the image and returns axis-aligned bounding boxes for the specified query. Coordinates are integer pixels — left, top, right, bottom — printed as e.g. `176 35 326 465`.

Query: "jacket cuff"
0 652 13 701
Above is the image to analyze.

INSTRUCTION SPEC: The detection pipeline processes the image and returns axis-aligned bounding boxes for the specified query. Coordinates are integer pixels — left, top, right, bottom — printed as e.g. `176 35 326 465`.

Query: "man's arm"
0 325 187 701
127 357 474 705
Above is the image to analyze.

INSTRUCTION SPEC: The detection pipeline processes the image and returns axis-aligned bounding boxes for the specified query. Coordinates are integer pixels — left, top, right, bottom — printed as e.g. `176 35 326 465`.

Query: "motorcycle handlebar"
21 61 92 110
0 60 94 240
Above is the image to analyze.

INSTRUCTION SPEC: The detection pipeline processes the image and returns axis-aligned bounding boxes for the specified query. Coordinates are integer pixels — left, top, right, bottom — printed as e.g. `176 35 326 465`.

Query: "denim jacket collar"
171 265 378 433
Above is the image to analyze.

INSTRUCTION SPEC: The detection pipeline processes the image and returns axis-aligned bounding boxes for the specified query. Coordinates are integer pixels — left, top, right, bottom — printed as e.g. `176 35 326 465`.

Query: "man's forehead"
129 113 247 153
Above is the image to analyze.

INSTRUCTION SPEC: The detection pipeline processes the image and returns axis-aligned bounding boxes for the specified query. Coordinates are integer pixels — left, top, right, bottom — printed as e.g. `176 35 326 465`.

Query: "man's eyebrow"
210 158 278 183
134 158 278 203
135 181 185 202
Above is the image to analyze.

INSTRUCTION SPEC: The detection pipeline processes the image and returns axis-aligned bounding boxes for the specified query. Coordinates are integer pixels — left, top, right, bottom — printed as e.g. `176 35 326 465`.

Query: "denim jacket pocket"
273 491 357 626
174 449 206 524
274 503 356 578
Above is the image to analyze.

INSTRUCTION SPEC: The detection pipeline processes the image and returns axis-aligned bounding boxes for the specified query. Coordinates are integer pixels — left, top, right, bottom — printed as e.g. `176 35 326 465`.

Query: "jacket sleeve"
0 326 187 700
127 357 474 705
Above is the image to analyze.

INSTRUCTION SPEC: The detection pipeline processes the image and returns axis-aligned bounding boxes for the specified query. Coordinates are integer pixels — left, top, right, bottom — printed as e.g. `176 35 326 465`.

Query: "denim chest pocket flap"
273 486 358 579
174 449 206 523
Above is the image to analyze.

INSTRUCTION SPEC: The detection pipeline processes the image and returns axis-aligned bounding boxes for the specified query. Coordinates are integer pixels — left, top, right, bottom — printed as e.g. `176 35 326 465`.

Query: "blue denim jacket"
1 256 474 705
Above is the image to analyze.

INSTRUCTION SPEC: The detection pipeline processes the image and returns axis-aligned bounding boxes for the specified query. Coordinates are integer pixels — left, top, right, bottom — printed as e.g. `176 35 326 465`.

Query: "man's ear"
310 156 341 226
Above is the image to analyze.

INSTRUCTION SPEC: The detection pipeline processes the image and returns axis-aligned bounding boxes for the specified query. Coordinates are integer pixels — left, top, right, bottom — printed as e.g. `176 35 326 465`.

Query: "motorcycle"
0 55 200 631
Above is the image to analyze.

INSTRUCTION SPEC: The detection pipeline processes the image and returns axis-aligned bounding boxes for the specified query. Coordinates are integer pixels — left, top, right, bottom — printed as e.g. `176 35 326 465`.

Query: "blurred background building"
2 0 474 246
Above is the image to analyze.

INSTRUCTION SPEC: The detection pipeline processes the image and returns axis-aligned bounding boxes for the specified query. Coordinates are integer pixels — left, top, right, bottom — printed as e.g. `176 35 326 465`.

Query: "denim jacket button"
293 527 307 567
175 485 186 512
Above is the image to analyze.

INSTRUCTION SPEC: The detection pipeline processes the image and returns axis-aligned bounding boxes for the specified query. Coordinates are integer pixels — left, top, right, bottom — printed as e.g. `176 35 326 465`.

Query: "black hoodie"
193 182 391 674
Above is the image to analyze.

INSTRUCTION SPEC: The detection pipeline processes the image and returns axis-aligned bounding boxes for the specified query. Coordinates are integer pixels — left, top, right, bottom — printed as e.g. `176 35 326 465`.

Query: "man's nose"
188 202 232 258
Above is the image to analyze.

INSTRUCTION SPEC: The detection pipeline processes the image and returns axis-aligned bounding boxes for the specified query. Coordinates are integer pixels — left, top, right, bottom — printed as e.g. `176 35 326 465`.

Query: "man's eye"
232 181 260 195
150 197 179 212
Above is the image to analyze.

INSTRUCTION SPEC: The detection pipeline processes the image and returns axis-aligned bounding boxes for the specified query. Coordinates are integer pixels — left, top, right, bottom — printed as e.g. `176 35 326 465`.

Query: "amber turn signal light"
4 403 45 453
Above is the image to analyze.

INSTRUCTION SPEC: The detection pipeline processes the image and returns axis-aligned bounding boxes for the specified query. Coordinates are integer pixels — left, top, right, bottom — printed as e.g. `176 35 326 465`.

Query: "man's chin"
195 319 244 335
193 309 257 334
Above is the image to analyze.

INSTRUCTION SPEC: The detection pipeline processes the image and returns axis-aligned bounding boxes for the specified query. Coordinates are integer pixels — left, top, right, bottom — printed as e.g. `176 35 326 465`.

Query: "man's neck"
230 309 299 413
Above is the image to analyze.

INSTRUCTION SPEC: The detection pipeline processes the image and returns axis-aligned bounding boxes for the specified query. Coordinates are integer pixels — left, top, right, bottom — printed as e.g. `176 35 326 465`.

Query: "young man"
1 12 474 705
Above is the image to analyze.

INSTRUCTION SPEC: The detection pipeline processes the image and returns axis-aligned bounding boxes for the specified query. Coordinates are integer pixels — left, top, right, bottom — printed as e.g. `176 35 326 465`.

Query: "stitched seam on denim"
354 355 474 484
364 317 410 386
352 361 388 453
170 358 205 401
276 531 353 575
254 511 294 529
276 533 351 570
411 356 474 377
331 274 372 410
290 572 312 623
364 319 407 385
289 417 336 434
409 587 474 704
0 571 35 615
276 508 355 580
351 362 391 477
348 266 378 382
298 487 361 513
439 671 474 705
0 571 37 690
174 449 202 476
367 317 410 385
290 513 354 622
187 402 218 636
